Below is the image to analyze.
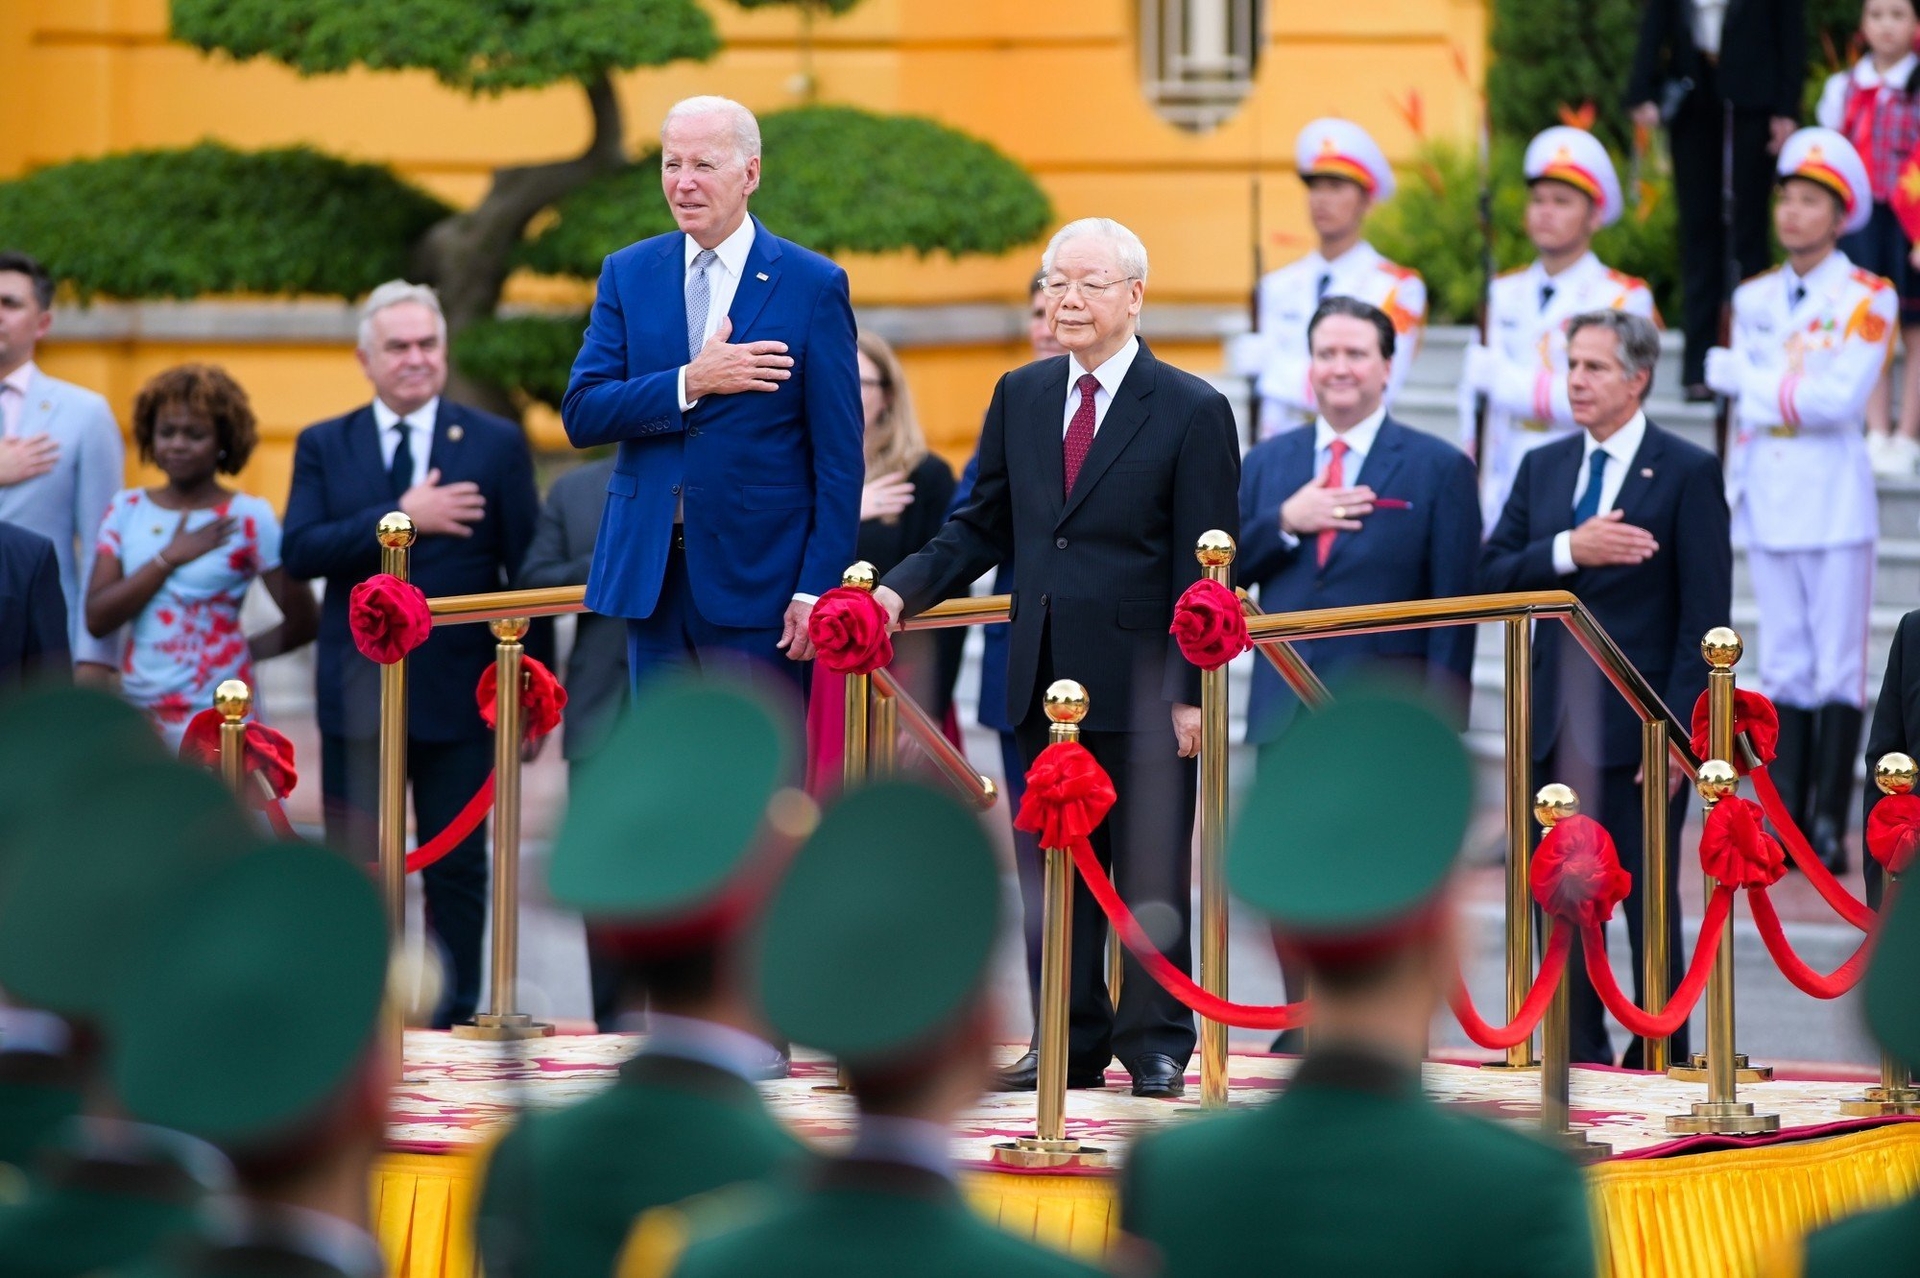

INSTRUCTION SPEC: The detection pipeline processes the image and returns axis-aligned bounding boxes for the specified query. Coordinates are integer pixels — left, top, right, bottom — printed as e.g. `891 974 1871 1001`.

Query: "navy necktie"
1539 282 1556 312
389 424 414 498
1315 272 1332 302
1572 449 1608 524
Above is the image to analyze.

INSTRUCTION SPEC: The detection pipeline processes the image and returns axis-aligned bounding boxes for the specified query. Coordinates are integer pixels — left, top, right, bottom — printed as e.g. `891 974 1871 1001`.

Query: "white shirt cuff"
678 366 698 413
792 593 818 605
1551 530 1577 576
1278 528 1301 551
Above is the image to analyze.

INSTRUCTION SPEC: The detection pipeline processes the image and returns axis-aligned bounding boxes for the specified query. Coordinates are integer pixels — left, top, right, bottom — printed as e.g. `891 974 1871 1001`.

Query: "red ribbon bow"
1529 814 1632 930
1170 579 1251 671
348 573 432 665
1700 796 1787 888
1867 793 1920 875
178 709 298 803
1688 688 1779 774
1014 741 1116 850
808 586 894 676
476 656 568 742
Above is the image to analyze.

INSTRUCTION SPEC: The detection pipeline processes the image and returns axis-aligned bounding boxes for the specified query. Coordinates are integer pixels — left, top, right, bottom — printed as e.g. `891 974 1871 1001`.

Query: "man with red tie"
875 217 1240 1099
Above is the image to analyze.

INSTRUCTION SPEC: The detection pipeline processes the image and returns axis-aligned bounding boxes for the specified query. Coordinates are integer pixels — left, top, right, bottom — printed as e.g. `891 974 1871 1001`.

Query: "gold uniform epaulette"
1605 268 1649 291
615 1181 781 1278
1380 262 1421 281
1851 267 1894 292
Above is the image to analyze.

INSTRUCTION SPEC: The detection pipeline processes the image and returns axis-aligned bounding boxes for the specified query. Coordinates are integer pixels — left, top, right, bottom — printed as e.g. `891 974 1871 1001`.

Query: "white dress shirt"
847 1114 957 1183
676 215 759 412
1551 409 1647 575
1277 404 1388 550
626 1011 783 1084
1692 0 1728 56
1062 335 1141 437
371 395 438 477
0 361 34 438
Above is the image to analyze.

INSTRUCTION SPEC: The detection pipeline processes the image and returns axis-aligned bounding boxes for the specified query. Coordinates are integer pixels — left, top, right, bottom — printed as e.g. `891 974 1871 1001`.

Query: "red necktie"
1063 374 1099 496
1316 438 1348 568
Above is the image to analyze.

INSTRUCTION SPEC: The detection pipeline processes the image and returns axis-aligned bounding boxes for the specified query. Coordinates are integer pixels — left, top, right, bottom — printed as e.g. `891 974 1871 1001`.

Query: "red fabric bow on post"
178 709 298 805
1170 579 1251 671
477 656 568 742
1529 814 1632 929
1700 796 1787 888
348 573 432 665
1868 794 1920 875
808 586 894 675
1688 688 1779 774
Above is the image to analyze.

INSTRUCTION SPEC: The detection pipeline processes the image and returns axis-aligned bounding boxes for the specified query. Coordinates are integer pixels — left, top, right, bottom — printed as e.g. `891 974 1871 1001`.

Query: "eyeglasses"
1039 275 1138 300
859 377 887 390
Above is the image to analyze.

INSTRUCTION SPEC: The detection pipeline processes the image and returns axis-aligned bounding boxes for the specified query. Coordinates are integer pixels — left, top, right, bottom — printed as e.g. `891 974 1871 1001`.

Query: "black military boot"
1769 705 1816 858
1810 703 1865 876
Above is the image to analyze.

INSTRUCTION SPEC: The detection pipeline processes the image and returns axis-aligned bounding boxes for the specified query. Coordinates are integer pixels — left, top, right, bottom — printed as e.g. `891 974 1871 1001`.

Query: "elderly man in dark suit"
1480 309 1732 1067
0 519 67 686
282 279 541 1030
1864 611 1920 909
876 217 1241 1099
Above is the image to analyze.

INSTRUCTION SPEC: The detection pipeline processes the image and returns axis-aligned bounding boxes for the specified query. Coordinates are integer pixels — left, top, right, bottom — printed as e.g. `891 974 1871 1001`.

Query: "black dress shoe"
1683 383 1715 403
1129 1053 1186 1098
994 1050 1108 1091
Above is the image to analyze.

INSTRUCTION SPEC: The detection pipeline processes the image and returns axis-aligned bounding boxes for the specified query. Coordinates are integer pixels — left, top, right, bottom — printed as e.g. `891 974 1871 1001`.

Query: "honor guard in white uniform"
1230 118 1427 440
1705 127 1892 875
1463 126 1658 532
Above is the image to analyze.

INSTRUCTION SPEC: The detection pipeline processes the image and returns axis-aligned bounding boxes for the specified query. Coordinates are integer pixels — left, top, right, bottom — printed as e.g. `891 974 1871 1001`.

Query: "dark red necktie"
1316 437 1348 568
1063 373 1099 496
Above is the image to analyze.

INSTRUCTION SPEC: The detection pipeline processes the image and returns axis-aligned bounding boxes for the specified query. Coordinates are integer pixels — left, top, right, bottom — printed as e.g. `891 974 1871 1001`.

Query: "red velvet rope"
405 773 496 874
1746 888 1874 999
1448 924 1573 1050
348 573 432 665
178 709 299 805
1688 688 1779 774
1748 768 1876 930
1581 886 1733 1038
477 655 567 742
1866 793 1920 876
1170 579 1251 671
808 586 893 675
263 798 297 840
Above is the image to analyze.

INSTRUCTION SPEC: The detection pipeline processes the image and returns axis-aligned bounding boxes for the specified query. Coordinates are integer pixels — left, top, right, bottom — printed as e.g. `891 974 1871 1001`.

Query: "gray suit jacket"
0 368 124 666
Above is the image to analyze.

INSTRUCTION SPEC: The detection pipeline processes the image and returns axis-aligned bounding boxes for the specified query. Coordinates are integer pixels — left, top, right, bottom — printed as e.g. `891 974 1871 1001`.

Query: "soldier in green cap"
645 779 1107 1278
1120 690 1597 1277
104 840 393 1278
475 676 807 1278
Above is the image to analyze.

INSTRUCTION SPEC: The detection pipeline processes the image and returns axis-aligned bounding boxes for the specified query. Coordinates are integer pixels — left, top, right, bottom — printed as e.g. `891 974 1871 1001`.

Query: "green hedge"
451 314 585 411
520 105 1053 277
0 143 450 301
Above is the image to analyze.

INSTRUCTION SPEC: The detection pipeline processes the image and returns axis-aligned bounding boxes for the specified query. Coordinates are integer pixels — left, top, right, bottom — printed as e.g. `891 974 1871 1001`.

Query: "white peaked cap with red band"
1524 126 1624 228
1294 118 1396 203
1777 126 1873 236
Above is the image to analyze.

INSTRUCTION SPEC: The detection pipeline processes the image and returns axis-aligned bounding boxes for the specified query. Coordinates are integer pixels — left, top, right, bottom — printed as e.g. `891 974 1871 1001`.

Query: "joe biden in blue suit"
562 95 863 694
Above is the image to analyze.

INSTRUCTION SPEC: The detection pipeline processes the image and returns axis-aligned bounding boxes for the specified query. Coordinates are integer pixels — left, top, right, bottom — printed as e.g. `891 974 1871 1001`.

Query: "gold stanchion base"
1663 1100 1781 1135
1838 1088 1920 1117
813 1065 852 1094
450 1013 555 1042
1480 1060 1541 1073
1667 1053 1773 1084
1551 1131 1614 1163
989 1138 1109 1170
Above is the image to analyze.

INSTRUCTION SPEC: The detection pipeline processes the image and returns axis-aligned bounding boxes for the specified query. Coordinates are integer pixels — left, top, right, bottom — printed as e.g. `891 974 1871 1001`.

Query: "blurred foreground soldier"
643 781 1103 1278
103 843 392 1278
475 678 803 1278
1705 127 1891 876
1119 691 1596 1277
0 753 251 1275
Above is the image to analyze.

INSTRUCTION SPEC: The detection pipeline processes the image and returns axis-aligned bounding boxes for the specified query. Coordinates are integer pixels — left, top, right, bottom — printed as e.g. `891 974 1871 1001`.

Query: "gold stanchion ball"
1695 758 1740 803
376 511 418 549
1044 679 1090 725
1195 529 1237 567
1876 752 1919 797
1533 782 1580 829
1700 627 1743 669
489 616 531 642
213 679 252 722
841 561 878 593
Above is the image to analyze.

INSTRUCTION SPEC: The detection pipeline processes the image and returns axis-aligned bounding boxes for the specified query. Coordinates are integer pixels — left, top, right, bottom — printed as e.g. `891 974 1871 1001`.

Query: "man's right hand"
400 468 487 538
0 434 59 487
1569 509 1658 567
1280 474 1375 536
873 585 905 632
1631 102 1661 133
684 317 792 400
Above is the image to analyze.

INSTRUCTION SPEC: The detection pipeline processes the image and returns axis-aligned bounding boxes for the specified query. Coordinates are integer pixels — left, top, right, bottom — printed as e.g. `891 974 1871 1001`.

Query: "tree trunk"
412 72 628 417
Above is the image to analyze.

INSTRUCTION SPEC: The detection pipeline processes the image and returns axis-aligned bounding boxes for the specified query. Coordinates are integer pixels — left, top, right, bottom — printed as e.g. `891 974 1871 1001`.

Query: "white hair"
1041 218 1150 282
358 280 446 352
662 96 762 161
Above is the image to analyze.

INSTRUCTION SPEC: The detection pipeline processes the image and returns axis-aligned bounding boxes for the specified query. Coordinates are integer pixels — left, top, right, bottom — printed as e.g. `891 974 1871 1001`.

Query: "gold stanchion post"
1666 628 1778 1134
374 512 416 1079
869 683 898 780
841 562 877 790
1642 718 1672 1074
993 680 1107 1169
1195 530 1235 1108
453 618 553 1042
1487 617 1538 1070
1534 783 1612 1161
214 679 251 798
1842 753 1920 1116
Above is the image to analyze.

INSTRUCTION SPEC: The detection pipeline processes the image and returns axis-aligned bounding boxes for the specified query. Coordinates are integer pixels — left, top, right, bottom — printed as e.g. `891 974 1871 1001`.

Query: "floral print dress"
94 488 281 747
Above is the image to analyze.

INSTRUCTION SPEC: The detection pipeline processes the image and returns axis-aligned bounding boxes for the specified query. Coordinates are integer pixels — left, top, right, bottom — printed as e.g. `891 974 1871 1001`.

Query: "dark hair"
595 936 723 1014
0 252 55 311
1564 310 1661 400
1306 296 1395 361
131 364 259 475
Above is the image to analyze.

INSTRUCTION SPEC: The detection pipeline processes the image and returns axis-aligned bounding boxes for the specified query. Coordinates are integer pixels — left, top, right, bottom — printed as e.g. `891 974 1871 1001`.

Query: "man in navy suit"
283 280 540 1029
0 518 67 686
1239 296 1481 1045
562 95 862 695
1480 309 1732 1067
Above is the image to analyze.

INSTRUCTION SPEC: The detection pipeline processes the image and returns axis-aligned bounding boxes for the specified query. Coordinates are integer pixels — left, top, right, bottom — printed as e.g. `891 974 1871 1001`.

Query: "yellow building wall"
3 0 1485 505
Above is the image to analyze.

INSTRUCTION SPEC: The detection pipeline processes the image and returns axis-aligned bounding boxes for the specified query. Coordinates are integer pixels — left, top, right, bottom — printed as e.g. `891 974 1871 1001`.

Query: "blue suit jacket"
1239 417 1482 744
0 519 69 686
1478 420 1732 768
282 399 541 742
562 217 863 627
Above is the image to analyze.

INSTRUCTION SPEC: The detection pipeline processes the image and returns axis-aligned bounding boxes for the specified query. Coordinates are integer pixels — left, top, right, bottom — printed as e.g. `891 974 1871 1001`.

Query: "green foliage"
170 0 719 93
451 314 585 411
520 105 1052 277
1488 0 1644 152
1369 140 1681 326
0 143 450 301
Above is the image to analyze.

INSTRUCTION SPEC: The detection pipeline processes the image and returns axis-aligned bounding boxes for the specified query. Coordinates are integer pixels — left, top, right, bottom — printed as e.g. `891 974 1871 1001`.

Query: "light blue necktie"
1572 449 1608 525
686 249 717 359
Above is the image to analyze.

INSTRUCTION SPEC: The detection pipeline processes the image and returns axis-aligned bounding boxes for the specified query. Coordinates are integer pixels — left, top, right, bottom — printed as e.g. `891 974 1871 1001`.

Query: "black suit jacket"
1477 420 1731 769
882 342 1241 735
1865 610 1920 841
282 399 542 742
1626 0 1807 118
0 520 69 686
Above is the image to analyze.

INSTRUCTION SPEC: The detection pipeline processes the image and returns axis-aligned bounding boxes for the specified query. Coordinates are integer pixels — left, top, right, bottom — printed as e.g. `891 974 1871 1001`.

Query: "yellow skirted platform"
370 1123 1920 1278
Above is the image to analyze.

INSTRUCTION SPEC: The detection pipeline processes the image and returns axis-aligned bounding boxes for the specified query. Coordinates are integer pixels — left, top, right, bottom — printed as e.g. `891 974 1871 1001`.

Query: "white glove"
1703 347 1740 399
1462 342 1494 394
